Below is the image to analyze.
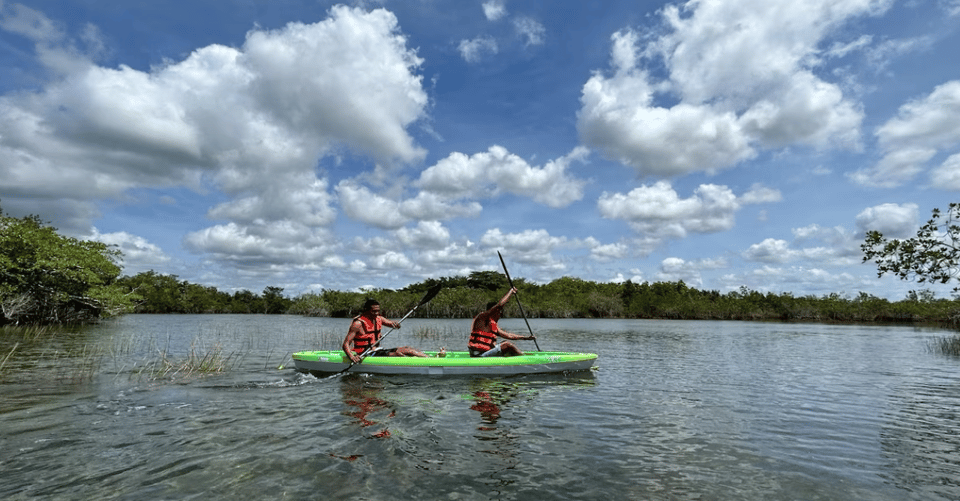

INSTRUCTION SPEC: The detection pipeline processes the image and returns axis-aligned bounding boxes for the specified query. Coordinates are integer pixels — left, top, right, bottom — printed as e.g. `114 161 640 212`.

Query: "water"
3 315 960 500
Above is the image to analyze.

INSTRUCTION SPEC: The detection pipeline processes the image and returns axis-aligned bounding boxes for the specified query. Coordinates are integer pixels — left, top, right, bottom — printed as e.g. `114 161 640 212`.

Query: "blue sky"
2 0 960 299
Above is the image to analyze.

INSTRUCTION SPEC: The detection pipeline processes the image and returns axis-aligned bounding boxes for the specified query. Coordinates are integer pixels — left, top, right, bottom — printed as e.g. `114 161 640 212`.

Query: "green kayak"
292 350 597 376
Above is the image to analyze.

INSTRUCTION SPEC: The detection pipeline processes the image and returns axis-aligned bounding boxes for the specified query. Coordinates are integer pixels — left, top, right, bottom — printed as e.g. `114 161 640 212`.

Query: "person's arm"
492 287 517 311
495 328 535 341
382 316 401 329
342 321 363 363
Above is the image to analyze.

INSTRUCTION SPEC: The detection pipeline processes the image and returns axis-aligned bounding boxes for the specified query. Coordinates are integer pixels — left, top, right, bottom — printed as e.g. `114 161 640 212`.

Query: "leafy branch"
862 203 960 290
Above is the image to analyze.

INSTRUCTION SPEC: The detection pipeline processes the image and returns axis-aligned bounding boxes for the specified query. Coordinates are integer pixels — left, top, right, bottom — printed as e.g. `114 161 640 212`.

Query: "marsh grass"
2 324 342 383
134 342 244 380
930 335 960 356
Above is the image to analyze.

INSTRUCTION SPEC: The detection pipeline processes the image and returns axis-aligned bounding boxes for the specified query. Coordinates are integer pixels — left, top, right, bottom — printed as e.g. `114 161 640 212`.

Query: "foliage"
862 203 960 290
0 205 135 324
114 271 294 314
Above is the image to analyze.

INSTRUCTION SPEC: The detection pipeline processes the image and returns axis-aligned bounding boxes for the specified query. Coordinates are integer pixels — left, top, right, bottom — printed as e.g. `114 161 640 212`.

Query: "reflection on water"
2 316 960 500
340 375 395 437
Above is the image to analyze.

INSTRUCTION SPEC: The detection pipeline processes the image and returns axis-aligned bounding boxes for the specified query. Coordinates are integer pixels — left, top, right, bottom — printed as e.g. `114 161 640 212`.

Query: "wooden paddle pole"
336 284 442 375
498 251 541 351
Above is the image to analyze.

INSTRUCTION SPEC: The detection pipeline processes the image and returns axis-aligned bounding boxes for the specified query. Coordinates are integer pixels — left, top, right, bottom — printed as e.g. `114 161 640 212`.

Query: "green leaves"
0 206 132 324
862 203 960 290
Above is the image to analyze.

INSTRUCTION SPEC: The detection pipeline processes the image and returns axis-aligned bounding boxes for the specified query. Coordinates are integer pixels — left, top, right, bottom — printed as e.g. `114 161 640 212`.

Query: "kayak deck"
292 350 597 376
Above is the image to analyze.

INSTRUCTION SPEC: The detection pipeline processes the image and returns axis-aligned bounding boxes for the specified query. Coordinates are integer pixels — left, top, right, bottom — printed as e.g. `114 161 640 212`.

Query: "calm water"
3 315 960 500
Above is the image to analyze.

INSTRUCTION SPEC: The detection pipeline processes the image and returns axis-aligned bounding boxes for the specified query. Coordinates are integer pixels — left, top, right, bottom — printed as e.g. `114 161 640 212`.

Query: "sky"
1 0 960 300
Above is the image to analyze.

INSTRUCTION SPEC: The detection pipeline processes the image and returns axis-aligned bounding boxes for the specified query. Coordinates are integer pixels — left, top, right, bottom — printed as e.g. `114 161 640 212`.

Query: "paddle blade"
418 284 443 306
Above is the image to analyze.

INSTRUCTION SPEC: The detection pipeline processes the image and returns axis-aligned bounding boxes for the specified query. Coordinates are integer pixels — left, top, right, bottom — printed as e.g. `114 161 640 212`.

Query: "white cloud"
482 1 507 21
417 145 588 208
655 256 727 286
578 0 876 176
930 153 960 189
590 241 629 261
183 221 341 269
854 203 918 238
86 229 171 274
336 181 410 230
394 221 451 249
744 238 798 263
512 16 545 46
597 181 776 249
851 80 960 187
0 5 428 245
479 228 570 277
458 36 498 62
740 184 783 204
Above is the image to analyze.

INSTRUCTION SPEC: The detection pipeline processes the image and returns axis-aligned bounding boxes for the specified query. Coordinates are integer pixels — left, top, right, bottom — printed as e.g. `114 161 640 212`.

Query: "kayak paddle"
498 251 541 351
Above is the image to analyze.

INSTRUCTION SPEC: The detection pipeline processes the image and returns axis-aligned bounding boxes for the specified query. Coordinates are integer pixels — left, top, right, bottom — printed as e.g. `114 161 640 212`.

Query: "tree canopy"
0 205 135 324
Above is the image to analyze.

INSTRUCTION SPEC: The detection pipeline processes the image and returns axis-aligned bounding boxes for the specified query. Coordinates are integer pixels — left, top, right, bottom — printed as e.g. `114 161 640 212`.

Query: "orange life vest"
468 318 498 352
352 315 383 354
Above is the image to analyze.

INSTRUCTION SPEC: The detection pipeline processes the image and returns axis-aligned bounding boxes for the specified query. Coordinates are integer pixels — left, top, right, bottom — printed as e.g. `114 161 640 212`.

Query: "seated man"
468 287 535 357
342 298 427 363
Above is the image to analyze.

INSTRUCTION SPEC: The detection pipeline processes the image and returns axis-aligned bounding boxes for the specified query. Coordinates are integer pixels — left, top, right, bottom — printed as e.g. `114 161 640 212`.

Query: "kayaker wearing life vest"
342 298 428 364
469 287 535 357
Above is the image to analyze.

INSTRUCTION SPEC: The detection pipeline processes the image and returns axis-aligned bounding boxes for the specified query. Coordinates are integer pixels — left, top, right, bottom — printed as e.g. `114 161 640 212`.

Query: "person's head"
362 298 381 317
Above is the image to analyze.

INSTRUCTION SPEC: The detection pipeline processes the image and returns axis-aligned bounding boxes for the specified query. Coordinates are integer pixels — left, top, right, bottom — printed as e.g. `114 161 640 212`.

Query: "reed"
0 342 18 373
0 324 56 341
930 335 960 356
410 325 458 342
134 339 244 381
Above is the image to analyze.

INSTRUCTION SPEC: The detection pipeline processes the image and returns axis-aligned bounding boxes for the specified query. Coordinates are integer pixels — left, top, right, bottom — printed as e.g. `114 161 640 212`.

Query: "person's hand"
510 286 518 295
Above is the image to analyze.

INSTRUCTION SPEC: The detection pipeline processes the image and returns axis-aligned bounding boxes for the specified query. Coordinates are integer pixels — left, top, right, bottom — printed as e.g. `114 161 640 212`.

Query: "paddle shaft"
498 251 541 351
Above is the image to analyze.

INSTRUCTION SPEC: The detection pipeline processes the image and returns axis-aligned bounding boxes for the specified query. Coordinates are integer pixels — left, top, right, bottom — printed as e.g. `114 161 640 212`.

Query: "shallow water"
2 315 960 500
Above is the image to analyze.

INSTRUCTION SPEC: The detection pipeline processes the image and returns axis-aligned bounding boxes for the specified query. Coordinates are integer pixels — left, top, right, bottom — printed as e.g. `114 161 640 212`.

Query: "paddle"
498 251 541 351
336 284 442 375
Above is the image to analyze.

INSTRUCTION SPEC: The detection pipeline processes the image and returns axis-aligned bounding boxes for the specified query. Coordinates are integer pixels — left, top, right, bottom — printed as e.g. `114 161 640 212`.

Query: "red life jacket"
352 315 383 354
469 318 498 352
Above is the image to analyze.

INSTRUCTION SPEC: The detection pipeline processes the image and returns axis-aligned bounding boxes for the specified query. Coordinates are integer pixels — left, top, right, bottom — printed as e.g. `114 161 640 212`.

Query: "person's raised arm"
489 287 517 313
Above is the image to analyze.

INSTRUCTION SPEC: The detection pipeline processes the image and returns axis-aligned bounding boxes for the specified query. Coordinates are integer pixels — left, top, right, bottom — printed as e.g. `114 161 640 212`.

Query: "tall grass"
930 335 960 356
134 341 243 380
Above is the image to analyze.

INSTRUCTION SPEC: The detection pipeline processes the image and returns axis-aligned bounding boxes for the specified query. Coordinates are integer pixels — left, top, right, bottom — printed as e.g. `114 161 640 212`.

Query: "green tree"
862 203 960 290
262 286 291 314
0 206 134 324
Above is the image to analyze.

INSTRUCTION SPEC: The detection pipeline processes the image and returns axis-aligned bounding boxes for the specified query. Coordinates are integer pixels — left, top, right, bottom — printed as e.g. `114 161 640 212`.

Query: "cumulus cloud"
183 221 341 269
85 229 171 274
394 221 451 249
655 256 727 286
854 203 918 238
578 0 875 176
416 145 589 208
743 239 799 264
0 5 432 281
597 181 777 249
851 81 960 187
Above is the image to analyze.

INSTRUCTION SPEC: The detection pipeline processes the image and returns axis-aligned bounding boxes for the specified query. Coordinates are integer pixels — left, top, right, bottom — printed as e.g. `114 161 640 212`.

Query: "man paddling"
342 299 428 364
468 287 535 357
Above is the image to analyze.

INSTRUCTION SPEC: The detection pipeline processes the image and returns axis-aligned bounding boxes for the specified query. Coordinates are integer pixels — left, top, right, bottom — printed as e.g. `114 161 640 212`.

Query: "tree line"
4 202 960 327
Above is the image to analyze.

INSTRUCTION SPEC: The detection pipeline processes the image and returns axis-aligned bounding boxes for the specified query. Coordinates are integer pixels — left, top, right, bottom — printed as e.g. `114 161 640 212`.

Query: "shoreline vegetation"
121 271 960 327
3 204 960 356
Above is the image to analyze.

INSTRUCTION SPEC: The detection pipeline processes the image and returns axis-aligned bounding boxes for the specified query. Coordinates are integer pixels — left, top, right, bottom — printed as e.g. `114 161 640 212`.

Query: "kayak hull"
291 350 597 376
